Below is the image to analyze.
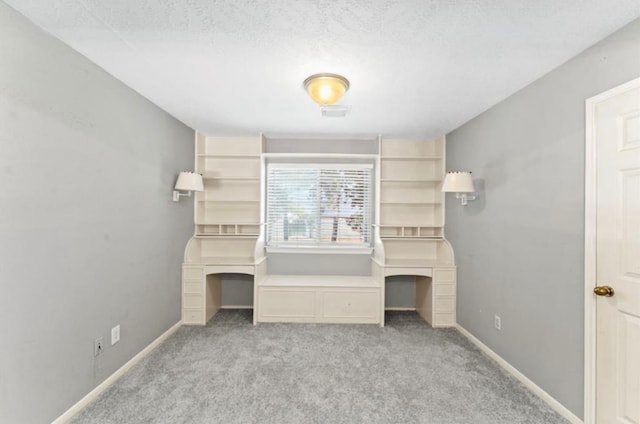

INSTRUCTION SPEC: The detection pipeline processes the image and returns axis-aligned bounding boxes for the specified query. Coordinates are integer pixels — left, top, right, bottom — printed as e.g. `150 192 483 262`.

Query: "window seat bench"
256 275 383 325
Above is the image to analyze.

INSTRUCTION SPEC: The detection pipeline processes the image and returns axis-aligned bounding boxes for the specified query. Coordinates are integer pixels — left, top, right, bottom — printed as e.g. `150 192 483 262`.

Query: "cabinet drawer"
183 280 203 294
183 293 203 309
434 297 455 312
183 309 204 325
321 290 379 320
434 284 456 297
433 268 456 283
432 312 456 327
183 267 203 280
259 288 316 318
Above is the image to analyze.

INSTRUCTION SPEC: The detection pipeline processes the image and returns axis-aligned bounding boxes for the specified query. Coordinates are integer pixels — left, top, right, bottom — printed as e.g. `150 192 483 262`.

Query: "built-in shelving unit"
192 134 263 241
375 137 456 326
378 137 453 267
182 134 456 327
182 134 266 325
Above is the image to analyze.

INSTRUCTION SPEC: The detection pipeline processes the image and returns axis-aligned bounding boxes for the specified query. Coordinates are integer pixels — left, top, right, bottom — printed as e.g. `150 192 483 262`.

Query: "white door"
594 79 640 423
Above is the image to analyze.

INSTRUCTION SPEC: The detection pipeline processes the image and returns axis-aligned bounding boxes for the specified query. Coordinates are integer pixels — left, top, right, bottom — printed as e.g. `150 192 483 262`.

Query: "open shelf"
380 161 442 181
197 154 260 158
380 139 444 157
381 155 442 161
195 223 262 237
193 134 264 244
380 201 442 205
377 225 444 238
377 136 453 274
380 178 440 183
202 175 260 181
197 157 260 179
198 200 260 204
380 204 443 227
197 256 257 265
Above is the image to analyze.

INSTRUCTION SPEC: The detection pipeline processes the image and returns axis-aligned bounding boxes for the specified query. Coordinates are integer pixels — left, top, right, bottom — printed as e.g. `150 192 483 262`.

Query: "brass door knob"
594 286 615 297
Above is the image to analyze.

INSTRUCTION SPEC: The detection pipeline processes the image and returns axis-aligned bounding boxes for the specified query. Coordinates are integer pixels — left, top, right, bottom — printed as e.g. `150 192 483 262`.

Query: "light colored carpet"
70 310 568 424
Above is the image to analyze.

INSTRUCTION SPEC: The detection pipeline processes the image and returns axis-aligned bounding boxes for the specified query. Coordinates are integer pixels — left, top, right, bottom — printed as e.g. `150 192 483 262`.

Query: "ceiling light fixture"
303 73 350 105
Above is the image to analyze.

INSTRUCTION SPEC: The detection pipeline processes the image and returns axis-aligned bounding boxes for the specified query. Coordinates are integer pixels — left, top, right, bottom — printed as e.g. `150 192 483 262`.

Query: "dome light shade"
303 73 350 105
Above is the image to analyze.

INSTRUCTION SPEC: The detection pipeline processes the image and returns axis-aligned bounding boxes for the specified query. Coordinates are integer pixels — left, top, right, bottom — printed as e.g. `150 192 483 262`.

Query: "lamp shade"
441 171 474 193
174 171 204 192
303 73 350 105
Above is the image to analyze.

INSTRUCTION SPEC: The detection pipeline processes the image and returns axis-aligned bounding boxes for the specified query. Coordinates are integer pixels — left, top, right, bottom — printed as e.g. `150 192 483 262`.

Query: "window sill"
265 246 374 255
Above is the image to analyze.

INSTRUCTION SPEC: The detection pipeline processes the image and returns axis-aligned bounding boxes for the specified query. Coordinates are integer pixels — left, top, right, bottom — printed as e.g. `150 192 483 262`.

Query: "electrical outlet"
494 314 502 331
111 325 120 345
94 337 104 356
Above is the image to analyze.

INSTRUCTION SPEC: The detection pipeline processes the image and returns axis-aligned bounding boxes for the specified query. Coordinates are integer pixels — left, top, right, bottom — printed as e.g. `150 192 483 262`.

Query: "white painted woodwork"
52 322 183 424
182 134 457 328
378 137 456 325
257 276 381 324
182 133 264 325
416 269 457 327
594 79 640 423
182 265 204 325
378 138 448 256
457 325 583 424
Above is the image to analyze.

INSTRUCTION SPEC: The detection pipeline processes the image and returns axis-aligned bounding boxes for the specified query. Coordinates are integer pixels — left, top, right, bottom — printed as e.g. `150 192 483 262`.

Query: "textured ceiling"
6 0 640 138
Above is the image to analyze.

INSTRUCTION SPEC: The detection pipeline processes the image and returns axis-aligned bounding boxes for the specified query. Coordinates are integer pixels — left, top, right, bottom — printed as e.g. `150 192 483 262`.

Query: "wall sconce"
442 171 477 206
173 171 203 202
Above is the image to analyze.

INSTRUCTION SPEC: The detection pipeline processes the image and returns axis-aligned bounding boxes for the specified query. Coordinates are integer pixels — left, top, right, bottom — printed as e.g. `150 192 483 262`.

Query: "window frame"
265 161 374 252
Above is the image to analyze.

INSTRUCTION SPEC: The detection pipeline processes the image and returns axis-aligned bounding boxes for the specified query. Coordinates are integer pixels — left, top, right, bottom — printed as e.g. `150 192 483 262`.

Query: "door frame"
584 76 640 424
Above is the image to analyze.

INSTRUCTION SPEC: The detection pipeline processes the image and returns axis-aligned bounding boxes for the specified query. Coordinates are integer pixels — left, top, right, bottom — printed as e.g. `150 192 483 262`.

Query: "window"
266 163 372 248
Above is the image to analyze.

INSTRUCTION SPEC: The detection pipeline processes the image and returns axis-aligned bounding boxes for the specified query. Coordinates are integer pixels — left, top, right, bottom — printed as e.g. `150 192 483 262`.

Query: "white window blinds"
266 163 372 247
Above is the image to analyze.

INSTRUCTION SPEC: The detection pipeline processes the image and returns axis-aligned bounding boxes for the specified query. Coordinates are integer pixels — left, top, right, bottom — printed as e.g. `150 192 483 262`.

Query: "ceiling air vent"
321 105 350 118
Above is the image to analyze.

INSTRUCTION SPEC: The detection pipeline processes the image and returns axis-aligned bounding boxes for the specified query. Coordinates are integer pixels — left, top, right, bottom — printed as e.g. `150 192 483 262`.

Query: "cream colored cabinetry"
182 265 222 325
181 134 456 328
377 137 456 327
194 134 262 241
185 133 264 264
257 276 381 324
182 266 206 324
181 134 265 325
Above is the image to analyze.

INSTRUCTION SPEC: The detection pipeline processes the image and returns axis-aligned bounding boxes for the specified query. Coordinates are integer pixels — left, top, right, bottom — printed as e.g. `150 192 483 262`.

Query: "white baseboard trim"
455 324 583 424
52 321 182 424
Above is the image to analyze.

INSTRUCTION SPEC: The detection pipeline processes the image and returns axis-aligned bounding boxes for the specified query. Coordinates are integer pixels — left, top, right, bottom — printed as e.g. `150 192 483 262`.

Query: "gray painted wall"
267 253 372 275
446 18 640 418
0 4 194 423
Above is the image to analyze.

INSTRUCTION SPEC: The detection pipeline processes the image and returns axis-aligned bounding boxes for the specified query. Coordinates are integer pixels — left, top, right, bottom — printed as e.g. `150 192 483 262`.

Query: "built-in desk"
182 257 266 325
373 258 456 328
182 258 455 328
